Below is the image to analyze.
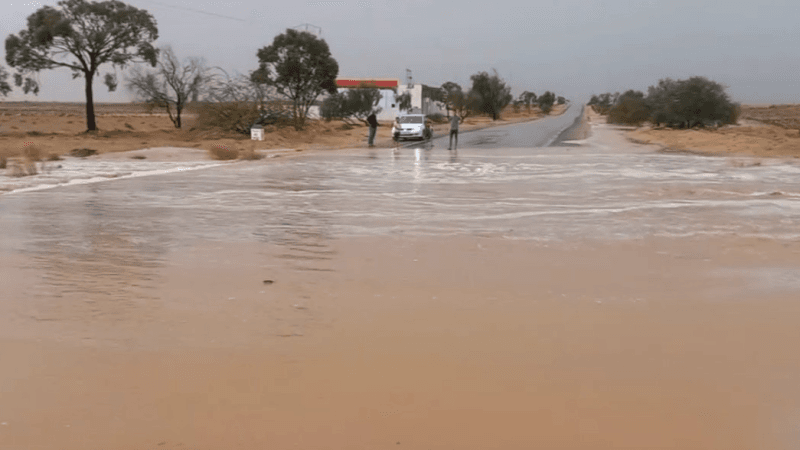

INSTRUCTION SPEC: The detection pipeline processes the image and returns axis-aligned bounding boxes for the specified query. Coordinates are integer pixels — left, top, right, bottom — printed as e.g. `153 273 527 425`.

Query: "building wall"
328 83 446 122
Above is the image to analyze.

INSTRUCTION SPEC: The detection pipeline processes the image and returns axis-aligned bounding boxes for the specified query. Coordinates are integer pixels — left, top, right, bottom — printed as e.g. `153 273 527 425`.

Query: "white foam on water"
2 158 231 195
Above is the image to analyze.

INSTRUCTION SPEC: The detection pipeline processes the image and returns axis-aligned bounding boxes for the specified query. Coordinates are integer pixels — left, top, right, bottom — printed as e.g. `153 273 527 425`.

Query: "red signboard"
336 79 399 88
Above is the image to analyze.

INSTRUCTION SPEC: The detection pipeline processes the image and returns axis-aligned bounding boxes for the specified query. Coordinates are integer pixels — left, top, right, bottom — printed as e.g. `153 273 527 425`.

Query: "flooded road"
3 122 799 252
3 116 800 450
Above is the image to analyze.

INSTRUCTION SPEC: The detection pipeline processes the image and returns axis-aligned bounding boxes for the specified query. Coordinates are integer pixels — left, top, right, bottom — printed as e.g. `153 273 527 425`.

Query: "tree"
469 69 512 120
126 46 207 128
5 0 158 131
557 96 566 105
196 69 284 134
451 89 476 121
519 91 536 111
320 92 346 121
319 84 382 125
588 92 614 114
608 90 651 125
537 91 556 113
343 84 382 125
252 29 339 128
646 77 738 128
396 91 412 112
441 81 462 118
0 65 11 96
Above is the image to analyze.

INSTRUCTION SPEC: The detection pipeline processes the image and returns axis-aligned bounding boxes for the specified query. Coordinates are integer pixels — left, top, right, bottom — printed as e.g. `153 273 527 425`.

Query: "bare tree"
127 46 207 128
197 69 285 134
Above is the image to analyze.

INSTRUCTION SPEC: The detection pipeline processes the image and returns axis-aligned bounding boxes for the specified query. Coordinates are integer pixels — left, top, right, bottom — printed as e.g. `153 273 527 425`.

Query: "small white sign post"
251 125 264 141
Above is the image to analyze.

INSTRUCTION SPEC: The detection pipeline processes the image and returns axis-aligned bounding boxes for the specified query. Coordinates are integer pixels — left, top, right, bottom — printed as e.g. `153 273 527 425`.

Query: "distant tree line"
438 72 564 122
589 77 740 128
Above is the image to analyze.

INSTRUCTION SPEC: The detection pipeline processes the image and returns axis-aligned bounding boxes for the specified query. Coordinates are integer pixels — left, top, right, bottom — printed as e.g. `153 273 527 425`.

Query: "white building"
333 78 445 121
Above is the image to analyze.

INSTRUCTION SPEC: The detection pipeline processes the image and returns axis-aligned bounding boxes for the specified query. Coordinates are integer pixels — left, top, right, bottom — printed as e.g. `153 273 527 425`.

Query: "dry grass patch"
70 148 98 157
208 144 239 160
22 143 41 162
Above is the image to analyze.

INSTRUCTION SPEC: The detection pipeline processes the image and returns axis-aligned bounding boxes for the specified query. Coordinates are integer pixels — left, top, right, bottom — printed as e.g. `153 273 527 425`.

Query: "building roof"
336 78 399 88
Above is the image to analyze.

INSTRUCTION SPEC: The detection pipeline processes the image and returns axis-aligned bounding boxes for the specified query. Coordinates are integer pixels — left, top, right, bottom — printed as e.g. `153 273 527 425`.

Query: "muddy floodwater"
3 126 800 247
2 121 800 450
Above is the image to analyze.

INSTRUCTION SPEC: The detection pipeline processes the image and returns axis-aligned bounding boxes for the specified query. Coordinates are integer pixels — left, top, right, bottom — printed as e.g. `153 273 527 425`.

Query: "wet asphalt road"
429 103 583 149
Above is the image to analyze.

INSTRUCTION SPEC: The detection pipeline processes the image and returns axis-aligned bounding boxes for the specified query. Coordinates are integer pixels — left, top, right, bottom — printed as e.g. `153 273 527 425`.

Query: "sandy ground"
3 236 800 450
624 104 800 159
0 102 566 164
3 113 800 449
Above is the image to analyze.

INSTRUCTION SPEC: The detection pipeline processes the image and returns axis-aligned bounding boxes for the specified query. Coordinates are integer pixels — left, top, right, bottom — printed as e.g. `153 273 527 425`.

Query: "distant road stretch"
432 104 584 149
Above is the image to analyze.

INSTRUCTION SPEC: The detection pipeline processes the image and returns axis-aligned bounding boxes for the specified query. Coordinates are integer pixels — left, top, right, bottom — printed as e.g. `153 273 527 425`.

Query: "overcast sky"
2 0 799 104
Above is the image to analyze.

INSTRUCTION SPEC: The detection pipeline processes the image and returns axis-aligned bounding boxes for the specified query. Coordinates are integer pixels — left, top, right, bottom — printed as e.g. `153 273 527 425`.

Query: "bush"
22 143 41 161
588 92 616 114
208 144 239 160
538 91 556 113
608 90 651 126
71 148 97 157
195 101 262 135
427 113 447 123
320 93 346 121
647 77 738 128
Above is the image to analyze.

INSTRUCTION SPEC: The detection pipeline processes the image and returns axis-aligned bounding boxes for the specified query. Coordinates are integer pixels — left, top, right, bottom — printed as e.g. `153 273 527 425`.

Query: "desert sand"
3 235 800 450
625 104 800 159
0 102 567 163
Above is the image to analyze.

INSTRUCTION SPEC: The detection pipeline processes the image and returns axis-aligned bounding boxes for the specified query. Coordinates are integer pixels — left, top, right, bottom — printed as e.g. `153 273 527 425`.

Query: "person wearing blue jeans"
367 111 378 147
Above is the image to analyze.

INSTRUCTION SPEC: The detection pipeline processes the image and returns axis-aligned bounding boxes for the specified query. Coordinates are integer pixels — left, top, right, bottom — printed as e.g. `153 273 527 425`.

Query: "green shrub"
608 90 651 126
647 77 738 128
538 91 556 113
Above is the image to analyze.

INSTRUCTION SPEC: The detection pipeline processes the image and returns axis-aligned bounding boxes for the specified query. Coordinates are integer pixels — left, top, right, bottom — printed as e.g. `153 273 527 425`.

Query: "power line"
137 0 246 22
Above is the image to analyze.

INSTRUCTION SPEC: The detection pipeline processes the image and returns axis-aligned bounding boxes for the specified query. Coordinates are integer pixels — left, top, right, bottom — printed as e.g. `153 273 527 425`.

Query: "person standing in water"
367 111 378 147
448 113 460 150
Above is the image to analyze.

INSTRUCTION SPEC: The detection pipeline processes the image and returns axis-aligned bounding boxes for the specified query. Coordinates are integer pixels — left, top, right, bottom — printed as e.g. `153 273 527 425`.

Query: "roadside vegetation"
2 0 568 172
589 76 740 128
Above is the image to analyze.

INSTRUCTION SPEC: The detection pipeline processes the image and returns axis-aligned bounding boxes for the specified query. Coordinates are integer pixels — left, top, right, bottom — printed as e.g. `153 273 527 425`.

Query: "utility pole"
406 69 414 88
292 23 322 37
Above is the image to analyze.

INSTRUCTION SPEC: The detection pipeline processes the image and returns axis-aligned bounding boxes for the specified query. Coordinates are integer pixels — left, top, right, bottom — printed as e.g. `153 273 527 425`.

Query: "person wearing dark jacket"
367 111 378 147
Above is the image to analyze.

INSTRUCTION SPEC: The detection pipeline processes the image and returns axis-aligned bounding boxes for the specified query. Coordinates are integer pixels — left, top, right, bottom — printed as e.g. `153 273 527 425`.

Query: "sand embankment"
0 102 568 163
621 104 800 159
